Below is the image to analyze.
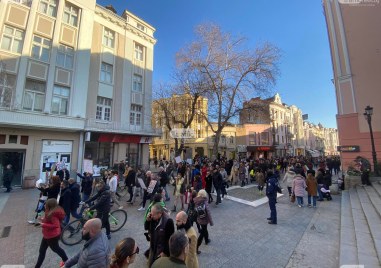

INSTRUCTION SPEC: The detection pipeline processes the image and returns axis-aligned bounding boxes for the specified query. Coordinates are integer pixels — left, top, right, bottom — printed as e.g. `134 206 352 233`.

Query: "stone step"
356 186 381 266
372 182 381 198
339 190 358 266
349 188 380 267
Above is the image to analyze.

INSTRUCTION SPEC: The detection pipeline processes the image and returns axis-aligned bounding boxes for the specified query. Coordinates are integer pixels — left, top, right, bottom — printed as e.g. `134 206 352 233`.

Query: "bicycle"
61 206 127 245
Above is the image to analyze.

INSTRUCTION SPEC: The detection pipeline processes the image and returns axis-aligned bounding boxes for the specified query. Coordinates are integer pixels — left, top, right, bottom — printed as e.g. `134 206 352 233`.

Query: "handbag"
290 194 296 203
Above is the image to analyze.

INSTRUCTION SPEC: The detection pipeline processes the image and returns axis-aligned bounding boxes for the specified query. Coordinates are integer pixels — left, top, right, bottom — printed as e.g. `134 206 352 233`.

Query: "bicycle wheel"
61 219 84 245
109 209 127 232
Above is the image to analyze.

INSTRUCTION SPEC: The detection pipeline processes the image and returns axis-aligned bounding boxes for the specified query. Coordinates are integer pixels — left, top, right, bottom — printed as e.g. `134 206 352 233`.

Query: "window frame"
134 43 144 61
39 0 58 17
96 96 112 121
130 104 142 126
31 35 51 62
100 62 113 84
102 27 115 48
51 85 70 115
0 74 15 108
0 25 24 54
56 44 74 69
133 74 143 92
23 79 46 112
63 2 79 27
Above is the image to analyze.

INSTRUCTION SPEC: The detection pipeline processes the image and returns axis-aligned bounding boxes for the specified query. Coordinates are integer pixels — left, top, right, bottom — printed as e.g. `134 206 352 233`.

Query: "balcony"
85 118 160 136
0 109 85 131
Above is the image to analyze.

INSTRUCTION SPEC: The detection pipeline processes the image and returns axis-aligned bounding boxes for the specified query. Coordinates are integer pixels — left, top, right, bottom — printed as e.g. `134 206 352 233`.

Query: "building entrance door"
0 150 25 187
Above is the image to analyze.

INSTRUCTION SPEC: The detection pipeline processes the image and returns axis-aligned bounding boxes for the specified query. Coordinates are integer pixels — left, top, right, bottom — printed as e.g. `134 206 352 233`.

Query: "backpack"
195 203 207 219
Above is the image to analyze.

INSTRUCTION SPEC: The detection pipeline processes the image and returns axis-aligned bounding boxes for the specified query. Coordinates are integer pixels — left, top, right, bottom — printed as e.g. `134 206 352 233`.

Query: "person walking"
110 237 139 268
292 167 307 208
172 174 185 212
282 166 296 198
194 190 213 253
306 170 318 208
64 218 110 267
144 203 175 267
85 180 112 239
76 171 93 202
158 166 170 201
239 162 246 187
35 198 68 268
255 169 265 195
59 180 72 225
176 211 199 267
125 167 136 204
108 170 123 209
204 171 214 204
212 167 222 205
2 164 14 192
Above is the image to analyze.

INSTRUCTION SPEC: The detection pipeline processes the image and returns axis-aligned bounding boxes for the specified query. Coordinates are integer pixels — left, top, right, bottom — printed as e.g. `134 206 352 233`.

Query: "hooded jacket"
282 170 296 188
41 207 65 239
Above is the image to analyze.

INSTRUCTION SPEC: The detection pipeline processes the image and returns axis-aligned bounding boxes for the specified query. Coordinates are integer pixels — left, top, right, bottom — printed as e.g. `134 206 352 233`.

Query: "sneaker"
313 206 317 208
137 207 145 211
28 220 36 224
298 205 302 208
59 261 65 267
308 204 312 208
221 197 224 201
107 234 111 240
118 206 123 210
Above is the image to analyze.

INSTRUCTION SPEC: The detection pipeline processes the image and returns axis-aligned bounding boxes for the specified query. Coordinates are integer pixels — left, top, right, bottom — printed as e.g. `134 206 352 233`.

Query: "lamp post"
364 106 379 176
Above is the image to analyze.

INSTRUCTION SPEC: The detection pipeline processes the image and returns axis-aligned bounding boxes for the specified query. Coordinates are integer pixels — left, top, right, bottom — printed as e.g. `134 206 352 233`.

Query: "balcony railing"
86 118 160 135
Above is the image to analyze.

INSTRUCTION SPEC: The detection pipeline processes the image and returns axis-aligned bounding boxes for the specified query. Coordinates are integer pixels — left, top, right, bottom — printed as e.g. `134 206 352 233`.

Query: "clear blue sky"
97 0 338 128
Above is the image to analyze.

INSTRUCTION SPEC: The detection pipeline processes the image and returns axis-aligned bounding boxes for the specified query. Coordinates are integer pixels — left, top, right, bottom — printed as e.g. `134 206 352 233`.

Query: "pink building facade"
323 0 381 171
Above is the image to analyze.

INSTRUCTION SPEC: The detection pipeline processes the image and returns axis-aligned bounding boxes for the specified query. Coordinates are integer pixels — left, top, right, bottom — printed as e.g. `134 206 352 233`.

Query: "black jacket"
158 170 168 186
77 173 93 195
40 184 60 199
266 175 281 198
125 170 136 186
59 187 72 215
86 186 111 215
57 169 70 181
69 183 81 209
212 171 223 189
3 169 13 183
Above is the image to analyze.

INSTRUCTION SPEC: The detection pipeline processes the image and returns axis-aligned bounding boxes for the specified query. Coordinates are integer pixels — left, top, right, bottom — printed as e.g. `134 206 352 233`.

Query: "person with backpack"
193 189 213 254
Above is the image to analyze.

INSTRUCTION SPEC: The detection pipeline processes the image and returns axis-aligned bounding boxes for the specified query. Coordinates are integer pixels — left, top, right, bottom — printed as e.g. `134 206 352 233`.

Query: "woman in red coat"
35 198 68 268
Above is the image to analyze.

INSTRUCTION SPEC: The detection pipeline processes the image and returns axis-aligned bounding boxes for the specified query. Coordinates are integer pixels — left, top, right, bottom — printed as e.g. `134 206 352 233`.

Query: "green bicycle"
61 208 127 245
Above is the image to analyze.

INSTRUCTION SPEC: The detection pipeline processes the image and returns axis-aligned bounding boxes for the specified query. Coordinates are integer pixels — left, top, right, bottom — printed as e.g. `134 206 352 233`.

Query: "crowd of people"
24 153 343 267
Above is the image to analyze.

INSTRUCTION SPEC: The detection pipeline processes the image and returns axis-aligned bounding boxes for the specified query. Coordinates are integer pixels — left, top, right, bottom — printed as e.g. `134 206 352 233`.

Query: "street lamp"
364 106 379 176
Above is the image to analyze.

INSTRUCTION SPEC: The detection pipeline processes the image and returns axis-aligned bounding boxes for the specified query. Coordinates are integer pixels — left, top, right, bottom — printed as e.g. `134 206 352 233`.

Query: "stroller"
320 186 332 201
28 182 48 224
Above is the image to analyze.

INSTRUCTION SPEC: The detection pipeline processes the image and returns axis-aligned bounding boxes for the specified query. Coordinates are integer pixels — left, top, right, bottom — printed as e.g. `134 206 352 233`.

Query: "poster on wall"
83 159 93 174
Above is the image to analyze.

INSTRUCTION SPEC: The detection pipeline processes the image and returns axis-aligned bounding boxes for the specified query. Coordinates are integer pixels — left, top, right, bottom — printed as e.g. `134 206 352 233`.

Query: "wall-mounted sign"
337 145 360 152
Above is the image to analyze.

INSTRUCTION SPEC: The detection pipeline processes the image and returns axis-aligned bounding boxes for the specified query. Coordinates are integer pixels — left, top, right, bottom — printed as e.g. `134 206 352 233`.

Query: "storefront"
246 146 275 159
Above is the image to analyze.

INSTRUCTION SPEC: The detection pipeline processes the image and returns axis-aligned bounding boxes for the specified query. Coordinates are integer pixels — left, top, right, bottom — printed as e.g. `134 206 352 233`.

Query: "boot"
171 205 176 212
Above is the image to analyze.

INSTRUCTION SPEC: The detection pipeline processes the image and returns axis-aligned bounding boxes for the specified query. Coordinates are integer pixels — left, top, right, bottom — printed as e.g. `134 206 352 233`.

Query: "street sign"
169 128 195 139
337 145 360 152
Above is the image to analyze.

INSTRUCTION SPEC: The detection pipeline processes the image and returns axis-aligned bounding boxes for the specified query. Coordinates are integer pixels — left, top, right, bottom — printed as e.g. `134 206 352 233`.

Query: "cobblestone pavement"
0 180 340 268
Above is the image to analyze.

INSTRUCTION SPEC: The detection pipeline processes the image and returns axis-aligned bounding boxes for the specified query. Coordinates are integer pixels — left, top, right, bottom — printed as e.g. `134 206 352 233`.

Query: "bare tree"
152 79 208 158
176 23 280 158
0 61 15 109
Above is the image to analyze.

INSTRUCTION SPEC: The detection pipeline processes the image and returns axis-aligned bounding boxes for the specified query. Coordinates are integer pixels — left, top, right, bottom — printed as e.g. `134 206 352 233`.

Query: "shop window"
9 135 17 143
20 135 29 145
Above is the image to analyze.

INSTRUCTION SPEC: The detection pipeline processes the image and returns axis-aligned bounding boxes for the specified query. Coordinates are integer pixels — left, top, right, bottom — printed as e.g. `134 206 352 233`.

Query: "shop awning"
247 146 275 152
98 134 142 143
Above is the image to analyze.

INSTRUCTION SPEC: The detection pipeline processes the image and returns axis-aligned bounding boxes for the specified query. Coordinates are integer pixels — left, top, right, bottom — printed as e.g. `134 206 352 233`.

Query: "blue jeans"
308 195 317 207
268 197 277 223
163 185 170 200
317 184 324 200
296 196 304 206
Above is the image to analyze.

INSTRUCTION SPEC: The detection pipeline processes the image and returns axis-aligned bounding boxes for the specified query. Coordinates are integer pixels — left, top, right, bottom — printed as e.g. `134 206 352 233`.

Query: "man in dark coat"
266 170 281 224
68 178 82 220
212 167 223 205
125 167 136 203
145 203 175 267
59 180 72 225
85 180 112 239
158 166 170 201
3 164 14 192
76 171 93 202
57 166 70 181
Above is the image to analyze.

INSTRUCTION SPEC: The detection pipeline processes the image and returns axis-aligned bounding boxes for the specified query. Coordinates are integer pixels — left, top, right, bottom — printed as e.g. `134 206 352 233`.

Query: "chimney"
105 5 117 14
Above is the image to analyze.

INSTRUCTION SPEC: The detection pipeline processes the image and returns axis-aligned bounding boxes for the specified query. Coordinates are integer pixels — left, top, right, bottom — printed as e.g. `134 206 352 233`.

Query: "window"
1 25 24 54
230 136 234 144
261 132 269 145
52 85 69 115
221 135 226 144
130 104 142 125
9 135 17 144
137 23 145 32
23 79 45 112
63 2 79 27
20 135 29 145
32 35 51 62
134 43 144 61
102 28 114 48
39 0 57 17
133 74 142 92
96 97 112 121
56 44 74 69
0 74 15 108
249 132 256 145
100 62 113 83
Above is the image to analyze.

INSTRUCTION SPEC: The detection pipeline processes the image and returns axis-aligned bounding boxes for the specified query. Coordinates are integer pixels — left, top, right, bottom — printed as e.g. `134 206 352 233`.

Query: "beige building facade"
323 0 381 171
0 0 156 185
